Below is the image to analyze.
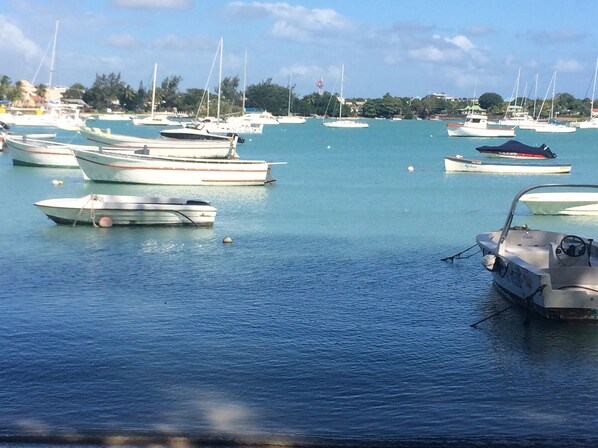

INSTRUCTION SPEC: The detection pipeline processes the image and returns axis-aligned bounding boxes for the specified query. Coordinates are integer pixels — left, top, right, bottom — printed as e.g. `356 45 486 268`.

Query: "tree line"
0 72 595 120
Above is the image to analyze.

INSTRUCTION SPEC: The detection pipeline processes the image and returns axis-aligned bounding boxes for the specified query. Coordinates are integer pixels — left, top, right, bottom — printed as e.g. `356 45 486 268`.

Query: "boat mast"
339 64 344 120
242 50 247 116
217 38 223 121
590 58 598 120
150 63 157 119
287 74 292 116
48 19 59 89
550 70 557 121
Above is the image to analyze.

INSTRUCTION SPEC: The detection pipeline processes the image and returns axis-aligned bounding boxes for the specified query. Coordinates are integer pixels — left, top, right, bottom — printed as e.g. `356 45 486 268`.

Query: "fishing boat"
444 155 571 174
475 140 556 159
521 190 598 215
78 126 238 158
71 147 280 186
35 194 217 227
477 183 598 322
446 113 515 137
5 136 93 168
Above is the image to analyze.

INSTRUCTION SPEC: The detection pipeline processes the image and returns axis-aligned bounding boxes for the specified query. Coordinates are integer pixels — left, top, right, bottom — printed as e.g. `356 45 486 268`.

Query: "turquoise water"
2 119 598 447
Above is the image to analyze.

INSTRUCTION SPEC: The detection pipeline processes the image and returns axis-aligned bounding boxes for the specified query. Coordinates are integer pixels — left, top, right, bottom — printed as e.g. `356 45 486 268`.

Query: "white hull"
277 116 306 124
534 123 576 133
446 123 515 137
476 184 598 322
79 127 236 158
6 136 91 168
521 191 598 215
72 148 276 186
444 156 571 174
323 119 369 128
577 120 598 129
35 194 217 227
131 116 181 126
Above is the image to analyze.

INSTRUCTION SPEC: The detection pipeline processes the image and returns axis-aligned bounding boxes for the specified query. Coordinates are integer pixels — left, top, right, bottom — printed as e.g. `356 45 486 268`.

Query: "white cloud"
445 35 475 52
227 2 351 42
105 33 141 50
0 15 43 62
111 0 191 8
554 58 584 73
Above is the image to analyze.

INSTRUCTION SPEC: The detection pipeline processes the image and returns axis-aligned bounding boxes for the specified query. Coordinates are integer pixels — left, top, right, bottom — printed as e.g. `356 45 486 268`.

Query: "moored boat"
477 183 598 322
71 147 281 186
521 190 598 215
78 126 238 158
476 140 556 159
35 194 217 227
444 155 571 174
446 113 515 137
6 136 93 168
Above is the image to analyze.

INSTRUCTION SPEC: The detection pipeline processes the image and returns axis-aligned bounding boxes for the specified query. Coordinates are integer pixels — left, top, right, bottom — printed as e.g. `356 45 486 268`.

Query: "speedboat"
476 140 556 159
446 113 515 137
476 184 598 322
521 190 598 215
35 194 217 227
444 155 571 174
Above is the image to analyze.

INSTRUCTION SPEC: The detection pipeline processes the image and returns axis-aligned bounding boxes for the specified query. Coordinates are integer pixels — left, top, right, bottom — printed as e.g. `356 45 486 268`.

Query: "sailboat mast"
48 20 59 88
242 50 247 115
551 70 557 120
287 74 292 116
590 58 598 119
150 63 157 119
339 64 344 119
215 38 223 121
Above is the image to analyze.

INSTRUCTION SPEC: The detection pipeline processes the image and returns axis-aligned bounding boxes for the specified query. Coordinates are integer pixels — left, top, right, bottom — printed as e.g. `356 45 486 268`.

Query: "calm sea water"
2 119 598 447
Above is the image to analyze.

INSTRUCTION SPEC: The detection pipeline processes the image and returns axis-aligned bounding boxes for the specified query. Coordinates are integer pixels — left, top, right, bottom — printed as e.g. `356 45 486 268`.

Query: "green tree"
478 92 504 113
245 79 289 115
62 82 86 99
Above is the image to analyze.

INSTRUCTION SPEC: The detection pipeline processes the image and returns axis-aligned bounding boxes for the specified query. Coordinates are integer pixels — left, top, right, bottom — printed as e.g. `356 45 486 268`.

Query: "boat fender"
482 254 496 271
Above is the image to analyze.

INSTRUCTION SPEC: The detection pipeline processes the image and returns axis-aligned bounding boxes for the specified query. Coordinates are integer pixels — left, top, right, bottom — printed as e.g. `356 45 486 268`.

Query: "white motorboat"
521 191 598 215
446 113 515 137
477 183 598 322
71 147 280 186
444 156 571 174
78 127 238 159
35 194 217 227
159 123 238 142
6 136 93 168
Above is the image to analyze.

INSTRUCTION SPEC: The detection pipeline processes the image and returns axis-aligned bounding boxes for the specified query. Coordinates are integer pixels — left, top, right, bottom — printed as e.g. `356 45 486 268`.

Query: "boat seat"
506 244 550 269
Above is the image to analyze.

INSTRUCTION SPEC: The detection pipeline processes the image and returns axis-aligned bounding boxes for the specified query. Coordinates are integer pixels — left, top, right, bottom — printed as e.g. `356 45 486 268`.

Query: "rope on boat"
72 194 99 227
441 243 480 262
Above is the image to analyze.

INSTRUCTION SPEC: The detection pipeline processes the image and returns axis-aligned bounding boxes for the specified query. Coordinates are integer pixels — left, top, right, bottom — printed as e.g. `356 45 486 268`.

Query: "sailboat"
12 20 84 128
278 74 306 124
132 63 180 126
533 70 576 133
323 64 368 128
578 58 598 129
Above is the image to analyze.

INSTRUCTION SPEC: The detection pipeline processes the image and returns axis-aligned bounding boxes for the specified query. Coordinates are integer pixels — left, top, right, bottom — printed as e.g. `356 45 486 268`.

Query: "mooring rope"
440 243 480 262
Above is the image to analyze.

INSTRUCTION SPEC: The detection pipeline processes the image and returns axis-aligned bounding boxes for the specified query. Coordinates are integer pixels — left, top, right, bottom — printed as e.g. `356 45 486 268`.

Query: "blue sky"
1 0 597 100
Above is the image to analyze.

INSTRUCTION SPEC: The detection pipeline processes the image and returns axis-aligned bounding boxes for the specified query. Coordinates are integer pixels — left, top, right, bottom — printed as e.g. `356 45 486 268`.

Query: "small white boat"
477 183 598 322
521 191 598 215
277 115 306 124
322 64 369 129
446 113 515 137
35 194 217 227
6 136 93 168
71 147 280 186
444 156 571 174
78 127 238 159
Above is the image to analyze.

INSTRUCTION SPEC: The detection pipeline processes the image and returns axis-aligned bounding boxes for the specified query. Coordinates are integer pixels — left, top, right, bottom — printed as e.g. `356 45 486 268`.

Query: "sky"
1 0 597 100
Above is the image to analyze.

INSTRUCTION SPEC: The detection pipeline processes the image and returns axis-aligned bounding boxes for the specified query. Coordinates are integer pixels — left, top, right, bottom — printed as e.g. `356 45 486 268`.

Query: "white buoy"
327 145 331 149
98 216 113 228
223 236 233 244
407 166 414 172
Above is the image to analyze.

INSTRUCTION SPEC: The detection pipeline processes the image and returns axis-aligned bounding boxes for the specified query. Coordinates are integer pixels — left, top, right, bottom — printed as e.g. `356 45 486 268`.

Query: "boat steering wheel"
556 235 587 262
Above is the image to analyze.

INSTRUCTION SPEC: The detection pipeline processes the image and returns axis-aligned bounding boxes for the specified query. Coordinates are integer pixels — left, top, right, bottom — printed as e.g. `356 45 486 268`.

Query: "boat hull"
72 148 275 186
35 194 217 226
444 156 571 174
446 123 516 137
6 137 87 168
476 229 598 322
323 120 369 128
521 192 598 215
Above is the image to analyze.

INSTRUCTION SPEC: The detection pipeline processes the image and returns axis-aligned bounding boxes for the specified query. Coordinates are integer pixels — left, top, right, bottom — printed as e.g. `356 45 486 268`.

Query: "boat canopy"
476 139 555 158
